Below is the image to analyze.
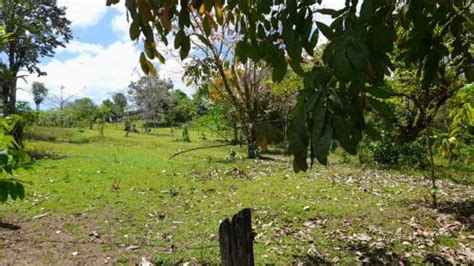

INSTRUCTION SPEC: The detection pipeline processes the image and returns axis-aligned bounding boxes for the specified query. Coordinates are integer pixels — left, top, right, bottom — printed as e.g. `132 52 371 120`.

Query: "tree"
48 86 74 111
0 0 72 115
179 8 275 158
112 92 128 118
31 81 48 113
169 90 194 123
108 0 473 171
101 99 115 122
64 98 97 129
128 75 174 122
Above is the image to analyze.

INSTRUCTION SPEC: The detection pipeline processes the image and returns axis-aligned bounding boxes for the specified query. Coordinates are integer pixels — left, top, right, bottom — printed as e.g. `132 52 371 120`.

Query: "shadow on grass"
28 150 66 161
437 200 473 230
0 221 21 231
341 241 409 265
299 254 332 265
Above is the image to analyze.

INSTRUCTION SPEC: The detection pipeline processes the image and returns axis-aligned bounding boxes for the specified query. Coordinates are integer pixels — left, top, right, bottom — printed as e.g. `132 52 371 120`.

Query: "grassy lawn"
0 126 472 265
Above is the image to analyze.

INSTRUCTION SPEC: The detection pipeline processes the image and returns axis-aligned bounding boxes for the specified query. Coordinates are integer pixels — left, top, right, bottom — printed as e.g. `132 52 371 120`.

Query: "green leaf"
140 52 157 76
333 115 358 154
366 85 393 99
368 97 393 118
316 21 335 41
288 92 309 172
283 27 301 61
271 54 288 82
7 181 17 200
360 0 374 22
144 41 156 59
16 181 25 200
365 122 381 140
179 35 191 60
310 99 333 165
155 50 165 64
333 40 353 81
0 181 7 202
129 21 140 40
197 34 212 47
317 8 347 18
139 52 150 75
313 117 333 165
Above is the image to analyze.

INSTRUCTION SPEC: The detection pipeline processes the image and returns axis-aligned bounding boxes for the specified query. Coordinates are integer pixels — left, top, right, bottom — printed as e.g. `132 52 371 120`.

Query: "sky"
16 0 345 109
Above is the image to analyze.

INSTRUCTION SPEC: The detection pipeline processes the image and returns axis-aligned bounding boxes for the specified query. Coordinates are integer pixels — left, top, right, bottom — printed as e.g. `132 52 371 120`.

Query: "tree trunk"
36 103 40 113
246 122 258 159
2 77 17 116
231 115 239 145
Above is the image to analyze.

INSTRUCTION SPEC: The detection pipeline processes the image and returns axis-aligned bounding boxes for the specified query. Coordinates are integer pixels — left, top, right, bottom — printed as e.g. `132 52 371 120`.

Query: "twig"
169 144 234 160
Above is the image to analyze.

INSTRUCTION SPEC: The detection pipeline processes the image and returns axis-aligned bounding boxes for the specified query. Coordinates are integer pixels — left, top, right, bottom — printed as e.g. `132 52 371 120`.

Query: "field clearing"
0 126 472 265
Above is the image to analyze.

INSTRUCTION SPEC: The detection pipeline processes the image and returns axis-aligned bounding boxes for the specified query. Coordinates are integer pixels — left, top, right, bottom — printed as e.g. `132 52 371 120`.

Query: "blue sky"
17 0 192 108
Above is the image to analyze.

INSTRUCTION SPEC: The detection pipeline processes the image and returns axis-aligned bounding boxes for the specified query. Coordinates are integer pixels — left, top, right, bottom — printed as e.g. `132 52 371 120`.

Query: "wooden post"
219 208 254 266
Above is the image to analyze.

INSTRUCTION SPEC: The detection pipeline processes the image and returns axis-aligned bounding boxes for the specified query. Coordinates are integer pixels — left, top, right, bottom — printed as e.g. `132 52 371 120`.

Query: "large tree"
112 92 128 118
179 6 275 157
128 75 174 122
64 98 97 129
31 81 48 113
0 0 72 115
108 0 472 170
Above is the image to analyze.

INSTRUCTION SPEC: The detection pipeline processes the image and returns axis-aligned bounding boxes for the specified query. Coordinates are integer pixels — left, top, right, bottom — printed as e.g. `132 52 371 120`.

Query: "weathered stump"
219 208 254 266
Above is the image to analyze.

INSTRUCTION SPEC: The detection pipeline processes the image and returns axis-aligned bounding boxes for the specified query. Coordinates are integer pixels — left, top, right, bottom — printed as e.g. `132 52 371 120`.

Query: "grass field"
0 126 472 265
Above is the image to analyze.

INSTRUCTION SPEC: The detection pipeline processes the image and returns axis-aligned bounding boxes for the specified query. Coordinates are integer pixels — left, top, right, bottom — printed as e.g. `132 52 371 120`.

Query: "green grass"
0 126 472 264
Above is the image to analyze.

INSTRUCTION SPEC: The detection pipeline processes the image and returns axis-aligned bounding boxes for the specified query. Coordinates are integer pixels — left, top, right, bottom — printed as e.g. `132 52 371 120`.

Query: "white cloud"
56 40 103 55
17 39 194 106
17 40 142 106
111 6 130 40
57 0 114 28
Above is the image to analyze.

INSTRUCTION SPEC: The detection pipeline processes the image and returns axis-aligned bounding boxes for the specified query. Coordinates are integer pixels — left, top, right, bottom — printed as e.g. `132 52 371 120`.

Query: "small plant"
182 125 191 142
0 117 28 202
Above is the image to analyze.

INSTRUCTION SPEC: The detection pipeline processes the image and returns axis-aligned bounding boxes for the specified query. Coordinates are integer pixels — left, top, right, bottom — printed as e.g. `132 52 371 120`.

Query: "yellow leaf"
199 3 206 14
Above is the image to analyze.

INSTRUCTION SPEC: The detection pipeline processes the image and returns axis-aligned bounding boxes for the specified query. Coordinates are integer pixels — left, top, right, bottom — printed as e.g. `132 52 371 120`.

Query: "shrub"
366 131 427 169
182 125 191 142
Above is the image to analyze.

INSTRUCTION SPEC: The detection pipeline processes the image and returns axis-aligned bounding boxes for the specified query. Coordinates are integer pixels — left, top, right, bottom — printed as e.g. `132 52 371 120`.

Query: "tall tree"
64 98 97 129
180 7 274 157
31 81 48 113
112 92 128 118
0 0 72 115
49 85 74 111
128 75 174 121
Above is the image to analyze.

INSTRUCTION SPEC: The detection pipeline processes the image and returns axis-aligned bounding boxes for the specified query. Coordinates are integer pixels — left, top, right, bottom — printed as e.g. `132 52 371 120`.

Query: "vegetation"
31 82 48 113
0 0 472 264
0 127 471 264
0 0 71 115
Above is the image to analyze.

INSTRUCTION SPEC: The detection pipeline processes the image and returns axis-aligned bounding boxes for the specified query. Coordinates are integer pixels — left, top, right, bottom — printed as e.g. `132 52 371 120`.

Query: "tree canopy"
107 0 473 171
31 81 48 112
0 0 72 115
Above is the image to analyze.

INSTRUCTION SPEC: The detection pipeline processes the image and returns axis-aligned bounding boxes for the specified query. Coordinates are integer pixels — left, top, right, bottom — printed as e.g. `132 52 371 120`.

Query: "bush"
365 131 427 169
182 125 190 142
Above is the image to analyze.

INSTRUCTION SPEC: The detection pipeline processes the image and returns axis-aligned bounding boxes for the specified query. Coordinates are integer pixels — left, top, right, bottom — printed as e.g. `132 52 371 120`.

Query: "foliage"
368 131 427 169
111 92 128 118
1 127 472 263
181 124 191 142
168 90 194 123
0 116 28 202
434 83 474 164
64 98 98 129
108 0 473 172
0 0 72 115
31 81 48 112
128 76 174 121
